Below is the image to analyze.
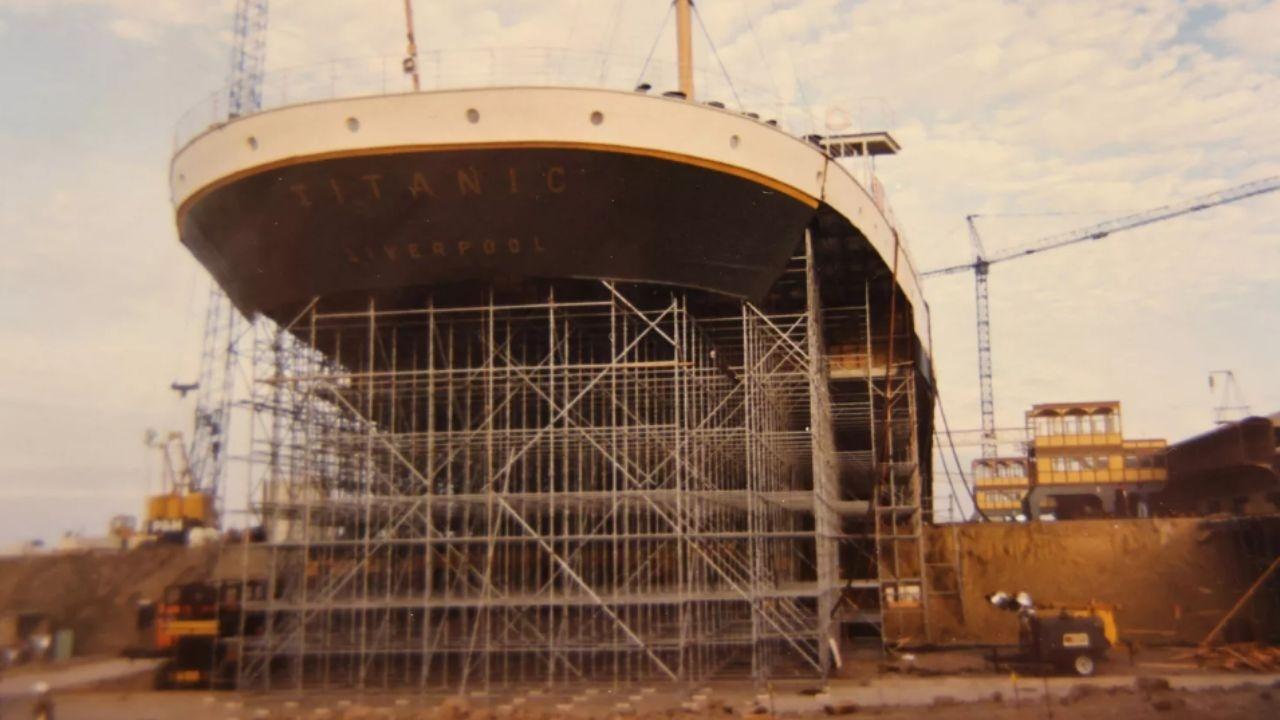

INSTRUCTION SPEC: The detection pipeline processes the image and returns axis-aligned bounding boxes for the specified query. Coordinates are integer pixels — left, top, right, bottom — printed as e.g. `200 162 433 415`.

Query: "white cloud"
1 0 1278 536
107 16 157 43
1207 0 1280 61
714 0 1280 452
1 0 227 43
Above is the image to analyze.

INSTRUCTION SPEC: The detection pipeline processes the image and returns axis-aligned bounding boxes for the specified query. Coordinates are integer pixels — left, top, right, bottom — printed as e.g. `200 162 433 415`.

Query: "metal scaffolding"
224 240 941 690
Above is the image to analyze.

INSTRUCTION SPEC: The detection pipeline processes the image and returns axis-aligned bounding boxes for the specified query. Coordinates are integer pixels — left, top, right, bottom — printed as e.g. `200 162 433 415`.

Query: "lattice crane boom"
185 2 269 506
923 175 1280 457
228 0 269 117
923 175 1280 278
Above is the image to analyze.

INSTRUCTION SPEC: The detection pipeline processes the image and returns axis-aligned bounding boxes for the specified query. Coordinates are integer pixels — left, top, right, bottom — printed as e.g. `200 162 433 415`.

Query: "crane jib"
917 173 1279 460
921 174 1280 279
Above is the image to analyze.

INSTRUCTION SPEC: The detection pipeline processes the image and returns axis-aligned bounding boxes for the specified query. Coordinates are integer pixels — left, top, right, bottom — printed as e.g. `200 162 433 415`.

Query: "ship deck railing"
174 46 885 151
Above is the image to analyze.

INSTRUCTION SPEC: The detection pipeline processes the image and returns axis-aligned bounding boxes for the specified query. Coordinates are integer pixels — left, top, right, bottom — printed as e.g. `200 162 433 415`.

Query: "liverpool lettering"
342 236 548 265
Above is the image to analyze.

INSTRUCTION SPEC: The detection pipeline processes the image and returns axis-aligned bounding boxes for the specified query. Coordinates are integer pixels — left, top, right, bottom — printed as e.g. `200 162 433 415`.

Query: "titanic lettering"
285 163 569 210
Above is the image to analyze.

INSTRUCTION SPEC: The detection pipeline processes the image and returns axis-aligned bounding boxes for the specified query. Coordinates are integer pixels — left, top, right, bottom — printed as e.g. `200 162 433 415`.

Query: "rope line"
740 0 782 104
596 0 627 84
692 2 743 108
766 0 817 130
636 1 675 86
934 382 988 522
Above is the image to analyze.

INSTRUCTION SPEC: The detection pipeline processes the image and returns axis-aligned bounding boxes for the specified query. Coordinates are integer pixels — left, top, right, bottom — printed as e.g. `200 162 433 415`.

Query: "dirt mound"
0 520 1261 659
929 518 1255 645
0 544 220 655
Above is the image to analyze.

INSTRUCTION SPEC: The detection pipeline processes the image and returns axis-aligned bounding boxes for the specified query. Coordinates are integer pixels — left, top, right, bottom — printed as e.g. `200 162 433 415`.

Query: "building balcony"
1034 468 1168 486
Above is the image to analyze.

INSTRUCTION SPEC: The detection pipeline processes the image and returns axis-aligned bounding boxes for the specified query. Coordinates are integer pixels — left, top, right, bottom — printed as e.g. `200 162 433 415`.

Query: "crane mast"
924 175 1280 452
228 0 269 118
185 2 269 507
967 216 997 458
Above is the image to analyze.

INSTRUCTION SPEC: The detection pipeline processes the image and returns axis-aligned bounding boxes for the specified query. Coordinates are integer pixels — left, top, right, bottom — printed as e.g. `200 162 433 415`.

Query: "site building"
973 457 1030 519
974 401 1168 519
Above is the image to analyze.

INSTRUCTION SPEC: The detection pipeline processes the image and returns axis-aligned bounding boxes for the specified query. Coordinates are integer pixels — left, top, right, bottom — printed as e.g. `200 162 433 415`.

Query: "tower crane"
923 175 1280 459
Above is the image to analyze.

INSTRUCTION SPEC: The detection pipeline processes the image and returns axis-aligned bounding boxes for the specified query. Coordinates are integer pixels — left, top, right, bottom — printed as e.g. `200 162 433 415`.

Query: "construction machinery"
107 514 137 547
152 581 219 688
162 0 266 532
1209 370 1251 426
924 175 1280 459
141 579 266 689
143 430 217 542
987 592 1117 676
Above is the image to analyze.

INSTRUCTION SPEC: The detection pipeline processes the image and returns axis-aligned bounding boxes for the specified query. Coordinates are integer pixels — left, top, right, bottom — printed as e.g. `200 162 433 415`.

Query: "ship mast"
403 0 420 91
675 0 694 99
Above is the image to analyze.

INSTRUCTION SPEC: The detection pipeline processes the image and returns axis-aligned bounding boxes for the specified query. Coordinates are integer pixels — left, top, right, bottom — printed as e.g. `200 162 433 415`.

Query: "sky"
0 0 1276 542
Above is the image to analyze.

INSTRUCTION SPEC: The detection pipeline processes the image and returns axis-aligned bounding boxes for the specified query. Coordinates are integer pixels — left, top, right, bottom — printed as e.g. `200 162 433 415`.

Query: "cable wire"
692 3 742 108
636 2 675 86
933 428 966 522
765 0 817 130
596 0 627 84
555 0 584 80
934 381 989 522
974 209 1146 218
739 0 782 103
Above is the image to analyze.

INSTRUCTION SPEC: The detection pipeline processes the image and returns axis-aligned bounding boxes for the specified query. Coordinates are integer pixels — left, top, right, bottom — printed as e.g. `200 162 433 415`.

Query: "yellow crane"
143 430 217 541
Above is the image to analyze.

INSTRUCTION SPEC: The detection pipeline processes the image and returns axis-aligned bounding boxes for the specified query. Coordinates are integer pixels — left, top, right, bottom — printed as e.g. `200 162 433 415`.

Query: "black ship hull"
178 143 819 320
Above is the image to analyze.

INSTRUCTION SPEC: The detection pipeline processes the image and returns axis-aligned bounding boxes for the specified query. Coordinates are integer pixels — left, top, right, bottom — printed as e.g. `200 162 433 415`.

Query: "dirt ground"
929 518 1262 646
0 678 1275 719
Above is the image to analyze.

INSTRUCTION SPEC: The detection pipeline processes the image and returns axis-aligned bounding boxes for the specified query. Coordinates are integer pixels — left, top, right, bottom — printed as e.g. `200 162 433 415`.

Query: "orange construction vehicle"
132 579 265 689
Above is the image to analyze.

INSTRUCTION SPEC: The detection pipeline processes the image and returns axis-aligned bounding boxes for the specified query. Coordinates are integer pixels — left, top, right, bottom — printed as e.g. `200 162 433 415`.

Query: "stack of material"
1175 643 1280 672
1180 553 1280 672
